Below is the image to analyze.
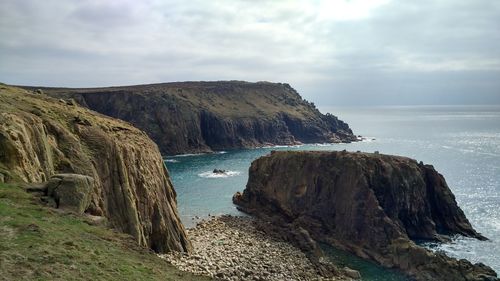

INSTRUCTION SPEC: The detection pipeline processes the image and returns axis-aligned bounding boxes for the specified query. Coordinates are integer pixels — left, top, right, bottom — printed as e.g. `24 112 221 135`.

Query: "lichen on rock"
46 173 93 213
0 85 191 253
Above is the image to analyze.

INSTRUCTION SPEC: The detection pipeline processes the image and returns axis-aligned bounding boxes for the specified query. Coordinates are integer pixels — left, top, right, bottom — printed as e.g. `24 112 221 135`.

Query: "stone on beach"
161 215 355 281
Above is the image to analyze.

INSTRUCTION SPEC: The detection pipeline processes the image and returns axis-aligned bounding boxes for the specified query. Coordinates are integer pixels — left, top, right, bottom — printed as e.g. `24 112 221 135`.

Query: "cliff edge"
29 81 356 155
233 150 497 281
0 84 191 253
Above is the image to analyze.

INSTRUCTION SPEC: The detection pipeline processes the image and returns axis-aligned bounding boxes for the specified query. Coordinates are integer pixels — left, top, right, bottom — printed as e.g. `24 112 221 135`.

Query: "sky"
1 0 499 106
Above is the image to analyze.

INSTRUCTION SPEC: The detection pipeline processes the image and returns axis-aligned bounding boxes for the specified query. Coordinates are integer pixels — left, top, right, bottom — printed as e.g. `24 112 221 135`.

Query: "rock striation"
0 85 191 253
233 150 498 281
29 81 356 155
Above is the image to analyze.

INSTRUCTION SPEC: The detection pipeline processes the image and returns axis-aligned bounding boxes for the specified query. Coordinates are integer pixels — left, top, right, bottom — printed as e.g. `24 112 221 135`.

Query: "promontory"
23 81 357 155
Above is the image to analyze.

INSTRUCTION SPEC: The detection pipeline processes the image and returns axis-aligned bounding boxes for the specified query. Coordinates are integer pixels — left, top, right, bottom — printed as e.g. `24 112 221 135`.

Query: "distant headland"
20 81 357 155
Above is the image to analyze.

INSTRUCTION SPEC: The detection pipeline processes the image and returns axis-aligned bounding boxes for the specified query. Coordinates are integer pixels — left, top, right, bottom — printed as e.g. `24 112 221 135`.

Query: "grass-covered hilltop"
0 84 209 280
23 81 357 155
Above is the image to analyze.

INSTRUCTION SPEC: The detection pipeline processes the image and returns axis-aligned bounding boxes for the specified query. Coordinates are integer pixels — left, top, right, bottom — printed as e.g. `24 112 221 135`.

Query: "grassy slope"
0 84 139 135
0 183 211 281
27 81 322 120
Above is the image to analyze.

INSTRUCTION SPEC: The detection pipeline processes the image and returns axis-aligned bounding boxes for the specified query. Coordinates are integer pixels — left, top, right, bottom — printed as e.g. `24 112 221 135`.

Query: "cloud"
0 0 499 105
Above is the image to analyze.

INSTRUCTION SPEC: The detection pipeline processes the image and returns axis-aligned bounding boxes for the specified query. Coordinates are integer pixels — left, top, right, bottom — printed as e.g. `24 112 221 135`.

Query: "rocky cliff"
0 84 191 253
233 151 498 281
29 81 356 155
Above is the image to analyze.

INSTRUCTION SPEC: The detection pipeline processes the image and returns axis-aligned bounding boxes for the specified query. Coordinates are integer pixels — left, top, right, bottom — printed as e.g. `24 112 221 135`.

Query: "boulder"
234 151 497 281
46 174 93 214
342 267 361 279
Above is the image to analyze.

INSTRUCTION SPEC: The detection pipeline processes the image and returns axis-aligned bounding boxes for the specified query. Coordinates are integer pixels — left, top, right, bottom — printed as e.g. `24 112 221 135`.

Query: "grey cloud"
70 1 142 28
0 0 499 105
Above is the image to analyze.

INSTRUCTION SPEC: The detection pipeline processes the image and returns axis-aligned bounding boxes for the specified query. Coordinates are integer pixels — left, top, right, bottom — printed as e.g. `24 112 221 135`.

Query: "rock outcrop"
0 85 191 253
28 81 356 155
45 173 94 213
233 150 498 281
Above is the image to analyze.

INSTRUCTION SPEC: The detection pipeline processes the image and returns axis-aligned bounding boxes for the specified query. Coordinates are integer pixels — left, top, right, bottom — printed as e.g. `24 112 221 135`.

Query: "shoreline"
161 215 355 281
163 137 370 158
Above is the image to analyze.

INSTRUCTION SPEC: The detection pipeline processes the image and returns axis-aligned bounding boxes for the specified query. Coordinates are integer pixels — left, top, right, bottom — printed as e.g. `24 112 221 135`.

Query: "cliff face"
234 151 497 281
0 85 191 253
33 81 356 155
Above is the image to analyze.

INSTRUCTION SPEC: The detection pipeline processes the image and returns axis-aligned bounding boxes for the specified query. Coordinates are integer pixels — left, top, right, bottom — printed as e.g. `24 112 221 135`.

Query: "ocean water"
165 105 500 279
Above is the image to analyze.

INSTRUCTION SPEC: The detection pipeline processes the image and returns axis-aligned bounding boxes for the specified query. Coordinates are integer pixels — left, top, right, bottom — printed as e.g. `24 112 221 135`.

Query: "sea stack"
233 150 498 281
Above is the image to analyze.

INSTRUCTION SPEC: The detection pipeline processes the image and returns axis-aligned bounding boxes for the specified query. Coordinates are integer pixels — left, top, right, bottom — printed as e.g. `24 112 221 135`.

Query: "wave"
312 143 334 147
169 151 227 157
164 159 179 163
359 137 376 142
198 170 241 178
261 144 304 149
171 153 206 157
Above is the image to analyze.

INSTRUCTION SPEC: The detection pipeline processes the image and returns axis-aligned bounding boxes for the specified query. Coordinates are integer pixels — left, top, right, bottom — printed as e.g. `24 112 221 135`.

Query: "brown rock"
34 81 357 155
0 85 191 253
234 151 497 281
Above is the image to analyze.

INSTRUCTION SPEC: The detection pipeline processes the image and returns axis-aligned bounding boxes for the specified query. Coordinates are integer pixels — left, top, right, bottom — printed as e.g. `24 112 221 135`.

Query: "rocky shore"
162 215 356 281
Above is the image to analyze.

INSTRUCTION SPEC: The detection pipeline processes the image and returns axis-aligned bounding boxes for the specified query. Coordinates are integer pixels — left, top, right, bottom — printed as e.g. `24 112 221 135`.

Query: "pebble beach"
161 215 352 281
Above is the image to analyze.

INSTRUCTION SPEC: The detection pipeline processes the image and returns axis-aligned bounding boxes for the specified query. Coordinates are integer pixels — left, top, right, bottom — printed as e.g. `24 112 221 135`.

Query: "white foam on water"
360 137 376 142
198 170 241 178
172 153 206 157
261 144 304 149
164 159 179 163
312 143 333 147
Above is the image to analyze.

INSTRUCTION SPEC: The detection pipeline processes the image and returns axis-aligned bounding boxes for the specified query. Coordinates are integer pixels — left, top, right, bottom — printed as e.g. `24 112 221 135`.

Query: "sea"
165 105 500 280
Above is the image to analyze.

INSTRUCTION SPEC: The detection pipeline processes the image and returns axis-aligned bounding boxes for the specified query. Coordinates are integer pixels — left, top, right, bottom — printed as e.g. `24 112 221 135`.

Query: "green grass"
0 183 211 281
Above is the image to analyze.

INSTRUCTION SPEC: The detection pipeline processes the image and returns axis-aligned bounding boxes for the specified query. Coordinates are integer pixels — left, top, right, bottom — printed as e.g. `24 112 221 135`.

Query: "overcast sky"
1 0 499 105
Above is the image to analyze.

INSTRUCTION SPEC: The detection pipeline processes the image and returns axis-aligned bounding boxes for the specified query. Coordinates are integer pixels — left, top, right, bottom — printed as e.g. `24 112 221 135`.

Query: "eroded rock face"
33 81 356 155
0 85 191 253
234 151 498 281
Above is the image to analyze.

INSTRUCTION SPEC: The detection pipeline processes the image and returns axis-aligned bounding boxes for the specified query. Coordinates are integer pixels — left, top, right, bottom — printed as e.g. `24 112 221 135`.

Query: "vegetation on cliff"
234 151 498 281
0 182 210 281
30 81 356 155
0 84 189 253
